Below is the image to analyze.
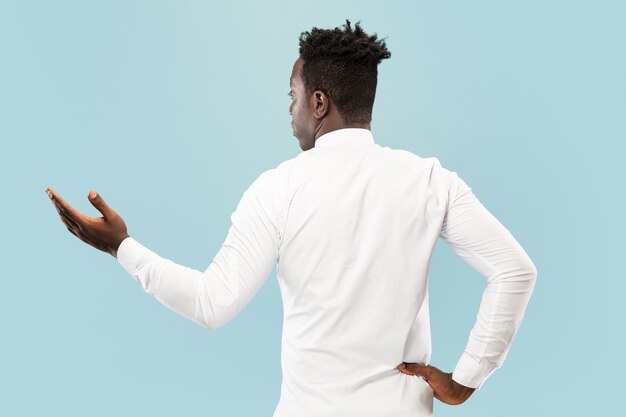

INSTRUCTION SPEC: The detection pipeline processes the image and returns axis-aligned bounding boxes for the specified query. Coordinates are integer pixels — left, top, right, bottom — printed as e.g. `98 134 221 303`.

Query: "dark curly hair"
298 20 391 124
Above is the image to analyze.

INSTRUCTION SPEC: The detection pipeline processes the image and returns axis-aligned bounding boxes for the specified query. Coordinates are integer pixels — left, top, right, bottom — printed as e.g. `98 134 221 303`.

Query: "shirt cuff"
451 351 498 390
116 236 152 278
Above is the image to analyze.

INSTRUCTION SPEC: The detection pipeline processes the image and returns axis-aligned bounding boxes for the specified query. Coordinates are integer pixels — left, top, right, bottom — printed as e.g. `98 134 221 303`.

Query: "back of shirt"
273 129 453 417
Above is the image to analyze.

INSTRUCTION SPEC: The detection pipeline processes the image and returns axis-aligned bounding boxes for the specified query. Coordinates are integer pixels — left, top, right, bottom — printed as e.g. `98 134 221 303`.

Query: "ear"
312 90 330 120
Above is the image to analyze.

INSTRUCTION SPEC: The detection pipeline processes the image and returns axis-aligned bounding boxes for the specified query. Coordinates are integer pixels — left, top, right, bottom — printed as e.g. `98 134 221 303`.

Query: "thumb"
88 190 114 218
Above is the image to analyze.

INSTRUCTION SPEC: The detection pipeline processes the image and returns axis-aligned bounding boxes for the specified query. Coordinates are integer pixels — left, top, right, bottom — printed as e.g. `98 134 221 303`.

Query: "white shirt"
117 128 537 417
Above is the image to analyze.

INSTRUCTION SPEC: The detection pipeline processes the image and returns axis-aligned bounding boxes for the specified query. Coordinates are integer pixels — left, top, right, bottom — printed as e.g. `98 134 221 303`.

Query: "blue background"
2 1 623 415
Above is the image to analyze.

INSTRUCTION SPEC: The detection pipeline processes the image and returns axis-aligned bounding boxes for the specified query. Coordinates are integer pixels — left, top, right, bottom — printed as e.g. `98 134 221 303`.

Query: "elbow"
489 258 537 293
197 321 219 331
192 311 234 331
518 259 538 290
194 280 241 330
194 310 219 330
514 259 538 297
198 314 235 331
515 251 538 284
530 262 538 282
529 263 538 294
526 259 538 287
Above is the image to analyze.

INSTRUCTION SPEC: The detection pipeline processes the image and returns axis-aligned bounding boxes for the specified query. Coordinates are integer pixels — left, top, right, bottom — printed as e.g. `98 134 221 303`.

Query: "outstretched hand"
397 362 475 405
45 187 130 258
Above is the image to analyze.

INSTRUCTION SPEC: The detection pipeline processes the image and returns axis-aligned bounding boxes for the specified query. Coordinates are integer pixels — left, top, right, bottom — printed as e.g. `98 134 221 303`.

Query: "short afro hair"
298 20 391 124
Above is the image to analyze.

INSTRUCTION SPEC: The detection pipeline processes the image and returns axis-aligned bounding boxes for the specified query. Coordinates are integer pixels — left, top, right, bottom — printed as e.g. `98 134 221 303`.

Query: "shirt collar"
313 128 375 148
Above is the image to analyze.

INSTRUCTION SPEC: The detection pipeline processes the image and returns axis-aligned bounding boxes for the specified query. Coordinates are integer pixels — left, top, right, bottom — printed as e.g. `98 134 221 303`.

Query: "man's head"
289 20 391 150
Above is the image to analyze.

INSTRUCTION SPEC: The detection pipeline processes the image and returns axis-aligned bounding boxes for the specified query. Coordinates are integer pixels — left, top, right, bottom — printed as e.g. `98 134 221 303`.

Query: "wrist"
111 233 130 258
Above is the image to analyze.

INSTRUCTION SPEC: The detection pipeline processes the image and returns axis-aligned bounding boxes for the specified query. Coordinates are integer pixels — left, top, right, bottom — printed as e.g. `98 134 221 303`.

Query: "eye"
287 91 294 100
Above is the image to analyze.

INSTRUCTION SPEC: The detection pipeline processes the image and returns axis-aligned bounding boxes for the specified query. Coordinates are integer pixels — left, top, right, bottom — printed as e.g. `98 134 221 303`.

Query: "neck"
313 119 371 141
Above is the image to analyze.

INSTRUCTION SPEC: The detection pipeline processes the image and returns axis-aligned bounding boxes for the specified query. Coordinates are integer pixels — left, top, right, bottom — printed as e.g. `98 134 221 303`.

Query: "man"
46 20 537 417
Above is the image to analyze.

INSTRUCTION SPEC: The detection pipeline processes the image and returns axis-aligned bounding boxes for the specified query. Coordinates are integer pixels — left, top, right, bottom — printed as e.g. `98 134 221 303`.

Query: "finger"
60 214 81 234
60 215 79 237
397 363 412 374
53 201 83 232
54 202 88 229
87 190 115 220
46 187 93 224
398 363 432 379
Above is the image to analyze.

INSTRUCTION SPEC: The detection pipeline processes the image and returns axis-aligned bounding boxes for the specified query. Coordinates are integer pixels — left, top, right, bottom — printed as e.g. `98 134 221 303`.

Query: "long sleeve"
116 168 283 330
438 165 537 389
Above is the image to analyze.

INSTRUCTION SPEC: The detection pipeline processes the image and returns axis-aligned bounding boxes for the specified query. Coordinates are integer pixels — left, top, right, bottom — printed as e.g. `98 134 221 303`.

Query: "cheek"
292 103 303 120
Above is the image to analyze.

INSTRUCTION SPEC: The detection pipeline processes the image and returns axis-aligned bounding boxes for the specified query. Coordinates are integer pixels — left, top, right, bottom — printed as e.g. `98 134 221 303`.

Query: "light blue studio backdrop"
1 1 623 416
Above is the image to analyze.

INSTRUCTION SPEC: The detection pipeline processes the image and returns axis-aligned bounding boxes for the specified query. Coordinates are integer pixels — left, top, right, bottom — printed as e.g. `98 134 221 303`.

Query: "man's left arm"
437 172 538 392
45 169 282 330
398 160 537 405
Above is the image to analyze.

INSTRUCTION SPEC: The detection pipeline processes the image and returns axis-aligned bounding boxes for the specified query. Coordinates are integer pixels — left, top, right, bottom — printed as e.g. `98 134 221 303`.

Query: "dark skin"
45 188 129 258
46 55 475 406
397 363 475 405
289 57 370 150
